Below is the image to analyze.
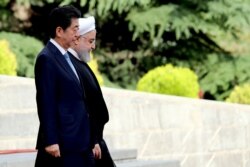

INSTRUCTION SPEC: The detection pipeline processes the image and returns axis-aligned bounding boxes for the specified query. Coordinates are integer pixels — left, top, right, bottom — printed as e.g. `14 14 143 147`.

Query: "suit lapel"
46 42 82 90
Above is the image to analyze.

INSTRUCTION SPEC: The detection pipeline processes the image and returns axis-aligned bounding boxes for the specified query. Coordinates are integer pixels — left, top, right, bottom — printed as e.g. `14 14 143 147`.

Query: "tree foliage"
2 0 250 50
1 0 250 100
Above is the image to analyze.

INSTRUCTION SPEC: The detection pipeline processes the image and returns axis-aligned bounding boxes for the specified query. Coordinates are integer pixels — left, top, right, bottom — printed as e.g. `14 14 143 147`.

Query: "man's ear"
55 27 63 38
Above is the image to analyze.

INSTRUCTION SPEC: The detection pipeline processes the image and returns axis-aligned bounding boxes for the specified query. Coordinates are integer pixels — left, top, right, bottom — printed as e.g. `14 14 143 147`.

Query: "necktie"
63 52 79 81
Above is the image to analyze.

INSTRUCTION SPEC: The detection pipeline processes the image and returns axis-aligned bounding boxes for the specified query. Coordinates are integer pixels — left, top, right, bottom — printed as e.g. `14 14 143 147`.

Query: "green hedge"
226 84 250 104
0 31 43 77
137 64 199 98
0 40 17 75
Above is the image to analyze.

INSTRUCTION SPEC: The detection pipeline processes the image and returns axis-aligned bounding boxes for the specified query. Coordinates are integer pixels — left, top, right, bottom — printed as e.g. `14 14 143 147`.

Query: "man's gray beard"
79 51 91 63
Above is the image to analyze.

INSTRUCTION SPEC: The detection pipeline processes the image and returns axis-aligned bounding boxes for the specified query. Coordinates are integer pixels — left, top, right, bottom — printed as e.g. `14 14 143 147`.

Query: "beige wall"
1 75 250 167
102 88 250 167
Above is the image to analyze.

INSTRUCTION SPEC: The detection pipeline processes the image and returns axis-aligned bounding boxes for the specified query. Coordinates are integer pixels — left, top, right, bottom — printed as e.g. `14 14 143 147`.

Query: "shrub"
88 53 104 86
137 64 199 98
0 40 17 75
0 31 43 77
226 84 250 104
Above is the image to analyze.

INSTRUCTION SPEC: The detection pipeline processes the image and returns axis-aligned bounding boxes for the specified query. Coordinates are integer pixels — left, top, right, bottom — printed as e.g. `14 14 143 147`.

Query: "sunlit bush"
88 52 104 86
0 40 17 75
137 64 199 98
0 32 43 77
226 84 250 104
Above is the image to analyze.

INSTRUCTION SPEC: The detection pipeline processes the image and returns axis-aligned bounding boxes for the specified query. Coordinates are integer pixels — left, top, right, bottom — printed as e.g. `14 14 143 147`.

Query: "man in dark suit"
34 6 94 167
68 16 116 167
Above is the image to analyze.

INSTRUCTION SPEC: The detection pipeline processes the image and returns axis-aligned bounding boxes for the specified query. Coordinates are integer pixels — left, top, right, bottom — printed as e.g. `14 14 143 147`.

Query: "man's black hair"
48 5 81 38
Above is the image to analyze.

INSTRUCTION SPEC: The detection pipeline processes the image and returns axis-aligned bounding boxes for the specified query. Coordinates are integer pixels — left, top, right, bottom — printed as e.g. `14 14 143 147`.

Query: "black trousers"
35 149 95 167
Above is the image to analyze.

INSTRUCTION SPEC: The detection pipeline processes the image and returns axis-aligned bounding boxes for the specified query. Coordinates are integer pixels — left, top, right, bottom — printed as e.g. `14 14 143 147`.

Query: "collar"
50 38 67 55
68 48 81 60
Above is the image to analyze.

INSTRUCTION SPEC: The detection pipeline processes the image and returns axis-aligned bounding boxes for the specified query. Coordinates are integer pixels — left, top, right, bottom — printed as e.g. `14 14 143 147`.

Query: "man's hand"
45 144 61 157
92 144 101 159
